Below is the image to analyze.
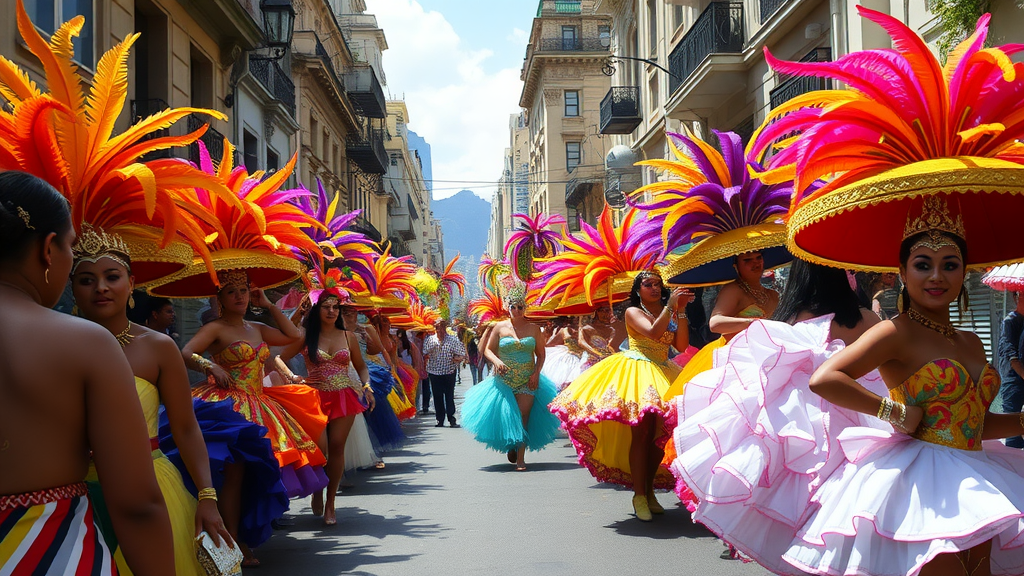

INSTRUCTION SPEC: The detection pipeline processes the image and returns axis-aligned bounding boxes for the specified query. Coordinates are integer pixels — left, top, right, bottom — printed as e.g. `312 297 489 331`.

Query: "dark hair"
898 231 968 267
148 297 173 318
772 260 862 329
303 298 347 365
397 329 411 352
0 171 72 263
628 273 669 310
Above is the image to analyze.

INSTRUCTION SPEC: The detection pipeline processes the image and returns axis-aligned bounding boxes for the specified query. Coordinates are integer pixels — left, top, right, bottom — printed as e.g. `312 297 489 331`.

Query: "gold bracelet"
191 353 213 373
876 397 888 420
197 487 218 502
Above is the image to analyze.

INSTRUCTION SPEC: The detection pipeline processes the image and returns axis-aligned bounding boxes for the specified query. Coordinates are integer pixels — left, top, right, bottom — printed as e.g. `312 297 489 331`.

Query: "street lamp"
601 56 681 81
254 0 296 60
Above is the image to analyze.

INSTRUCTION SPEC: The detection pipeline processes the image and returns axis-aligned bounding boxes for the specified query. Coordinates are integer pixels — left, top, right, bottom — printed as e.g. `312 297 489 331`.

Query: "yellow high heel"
647 492 665 514
632 494 652 522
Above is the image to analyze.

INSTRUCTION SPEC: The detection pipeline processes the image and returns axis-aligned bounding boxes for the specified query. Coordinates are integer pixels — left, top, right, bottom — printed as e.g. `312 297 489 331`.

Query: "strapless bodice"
498 336 537 388
888 358 999 451
302 348 358 392
564 339 585 356
212 340 269 392
135 376 160 437
739 304 766 318
626 321 676 365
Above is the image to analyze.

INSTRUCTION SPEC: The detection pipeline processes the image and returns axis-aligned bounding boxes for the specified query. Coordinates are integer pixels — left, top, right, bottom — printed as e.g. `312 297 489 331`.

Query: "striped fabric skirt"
0 482 117 575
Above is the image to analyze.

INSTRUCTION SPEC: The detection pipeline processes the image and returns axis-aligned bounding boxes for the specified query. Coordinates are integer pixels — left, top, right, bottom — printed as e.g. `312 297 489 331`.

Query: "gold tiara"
216 269 249 290
72 224 132 273
902 196 966 242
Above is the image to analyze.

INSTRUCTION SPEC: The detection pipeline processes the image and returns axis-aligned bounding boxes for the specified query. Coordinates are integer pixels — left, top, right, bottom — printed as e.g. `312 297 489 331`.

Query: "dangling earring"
897 285 908 314
128 294 135 309
44 268 49 285
71 304 79 316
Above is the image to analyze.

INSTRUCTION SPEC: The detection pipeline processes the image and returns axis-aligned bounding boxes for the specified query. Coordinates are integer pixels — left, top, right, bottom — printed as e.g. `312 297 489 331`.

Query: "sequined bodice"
564 338 585 356
212 340 269 393
302 348 357 392
497 336 536 388
588 334 615 360
888 359 999 451
626 323 675 364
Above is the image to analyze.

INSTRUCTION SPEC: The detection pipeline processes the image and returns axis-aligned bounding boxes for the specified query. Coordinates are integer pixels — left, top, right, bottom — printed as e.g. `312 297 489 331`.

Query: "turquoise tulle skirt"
461 374 561 452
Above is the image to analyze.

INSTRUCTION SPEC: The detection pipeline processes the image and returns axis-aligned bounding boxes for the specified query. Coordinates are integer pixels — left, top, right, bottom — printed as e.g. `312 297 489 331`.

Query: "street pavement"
256 367 774 576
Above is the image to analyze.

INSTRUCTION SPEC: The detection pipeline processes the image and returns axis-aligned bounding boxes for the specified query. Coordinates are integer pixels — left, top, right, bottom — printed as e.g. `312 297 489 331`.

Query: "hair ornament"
15 206 34 230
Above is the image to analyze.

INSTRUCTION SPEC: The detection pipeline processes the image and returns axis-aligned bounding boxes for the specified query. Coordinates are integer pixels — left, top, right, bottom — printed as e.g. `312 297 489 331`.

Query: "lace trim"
0 482 88 511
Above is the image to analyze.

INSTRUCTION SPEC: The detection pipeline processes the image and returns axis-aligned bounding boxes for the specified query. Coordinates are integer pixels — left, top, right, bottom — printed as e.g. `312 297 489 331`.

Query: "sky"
364 0 537 202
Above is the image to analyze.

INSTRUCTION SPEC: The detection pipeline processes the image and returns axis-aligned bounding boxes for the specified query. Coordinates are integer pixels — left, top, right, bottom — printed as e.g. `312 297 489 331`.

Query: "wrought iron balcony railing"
599 86 642 135
668 2 745 95
537 36 608 52
186 114 227 166
249 57 296 117
769 48 832 109
759 0 789 24
314 34 346 96
343 65 387 119
347 126 388 174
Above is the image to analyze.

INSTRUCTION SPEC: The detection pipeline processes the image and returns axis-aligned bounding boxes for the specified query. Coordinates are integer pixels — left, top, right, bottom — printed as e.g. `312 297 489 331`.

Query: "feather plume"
291 177 377 289
503 212 566 281
467 286 508 325
477 254 511 291
440 253 466 297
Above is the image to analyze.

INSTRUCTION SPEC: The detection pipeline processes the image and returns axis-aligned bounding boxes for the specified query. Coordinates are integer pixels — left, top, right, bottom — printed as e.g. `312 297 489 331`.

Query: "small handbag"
195 531 243 576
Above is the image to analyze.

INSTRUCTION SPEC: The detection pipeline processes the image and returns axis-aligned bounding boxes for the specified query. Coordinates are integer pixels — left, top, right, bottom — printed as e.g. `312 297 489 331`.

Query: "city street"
257 368 773 576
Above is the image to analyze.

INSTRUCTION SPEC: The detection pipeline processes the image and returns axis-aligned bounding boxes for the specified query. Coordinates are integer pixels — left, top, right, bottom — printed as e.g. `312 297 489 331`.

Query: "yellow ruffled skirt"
549 351 681 488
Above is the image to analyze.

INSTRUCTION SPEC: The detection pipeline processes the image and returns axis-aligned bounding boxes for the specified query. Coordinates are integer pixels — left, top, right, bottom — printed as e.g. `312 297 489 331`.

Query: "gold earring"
897 285 908 314
44 268 49 285
129 294 135 309
71 304 78 316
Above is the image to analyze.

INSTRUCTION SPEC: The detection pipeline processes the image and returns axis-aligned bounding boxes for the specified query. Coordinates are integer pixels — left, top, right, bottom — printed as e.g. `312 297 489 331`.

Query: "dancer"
71 227 234 574
342 306 406 453
551 273 692 520
461 286 560 470
579 306 616 368
275 291 374 526
371 313 417 421
541 319 586 390
0 173 174 574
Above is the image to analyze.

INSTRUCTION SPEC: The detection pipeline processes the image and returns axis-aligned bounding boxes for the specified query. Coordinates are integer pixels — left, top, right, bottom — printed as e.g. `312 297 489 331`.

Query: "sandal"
515 463 527 471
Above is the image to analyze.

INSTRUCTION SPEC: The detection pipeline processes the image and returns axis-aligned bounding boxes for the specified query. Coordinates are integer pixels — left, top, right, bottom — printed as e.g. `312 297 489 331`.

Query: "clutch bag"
195 531 243 576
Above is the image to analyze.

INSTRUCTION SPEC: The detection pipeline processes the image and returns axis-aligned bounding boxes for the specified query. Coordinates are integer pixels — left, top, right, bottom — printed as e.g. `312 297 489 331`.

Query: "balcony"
347 125 388 174
537 36 608 52
769 48 831 109
599 87 642 134
249 57 296 117
759 0 789 24
668 2 745 95
536 0 581 16
343 66 387 119
388 209 416 241
565 165 605 206
351 215 382 243
186 114 227 166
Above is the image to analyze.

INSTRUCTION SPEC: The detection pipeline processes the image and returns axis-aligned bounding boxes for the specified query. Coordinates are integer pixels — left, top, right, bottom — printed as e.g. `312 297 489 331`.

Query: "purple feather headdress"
504 212 566 281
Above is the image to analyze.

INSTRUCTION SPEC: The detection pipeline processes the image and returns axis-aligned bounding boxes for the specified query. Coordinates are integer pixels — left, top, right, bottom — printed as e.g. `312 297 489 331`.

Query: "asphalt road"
255 368 774 576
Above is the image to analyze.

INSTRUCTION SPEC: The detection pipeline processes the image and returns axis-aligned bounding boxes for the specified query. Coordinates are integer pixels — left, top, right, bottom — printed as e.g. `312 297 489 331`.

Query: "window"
266 148 279 173
673 5 684 31
598 25 611 49
564 90 579 117
567 205 580 232
27 0 94 68
561 26 578 50
189 45 213 109
646 0 657 56
566 142 581 171
242 129 258 173
309 116 319 157
322 129 330 163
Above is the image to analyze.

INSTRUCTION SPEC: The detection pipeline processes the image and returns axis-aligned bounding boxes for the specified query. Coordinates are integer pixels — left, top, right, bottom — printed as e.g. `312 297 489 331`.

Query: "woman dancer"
183 273 327 564
551 273 692 521
71 229 234 574
341 306 406 454
541 319 587 390
579 306 616 368
0 173 173 574
461 289 560 470
371 313 417 421
275 292 374 526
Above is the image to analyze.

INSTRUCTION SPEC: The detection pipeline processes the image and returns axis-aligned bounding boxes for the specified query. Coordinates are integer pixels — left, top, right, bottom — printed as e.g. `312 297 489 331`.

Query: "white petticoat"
541 345 587 389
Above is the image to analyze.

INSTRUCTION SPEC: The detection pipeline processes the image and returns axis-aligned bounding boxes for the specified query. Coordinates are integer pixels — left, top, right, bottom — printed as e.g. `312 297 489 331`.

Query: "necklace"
639 302 662 317
739 279 768 307
906 307 956 341
115 322 134 348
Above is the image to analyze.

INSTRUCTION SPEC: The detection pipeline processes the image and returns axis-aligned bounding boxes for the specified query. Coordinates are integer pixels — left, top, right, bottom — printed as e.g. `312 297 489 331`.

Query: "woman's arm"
409 340 423 372
273 331 308 384
707 283 755 336
181 323 232 387
345 332 376 410
483 322 507 375
84 331 175 575
528 324 546 390
577 325 603 356
152 335 231 545
363 324 386 359
625 288 687 341
983 412 1024 440
673 315 690 352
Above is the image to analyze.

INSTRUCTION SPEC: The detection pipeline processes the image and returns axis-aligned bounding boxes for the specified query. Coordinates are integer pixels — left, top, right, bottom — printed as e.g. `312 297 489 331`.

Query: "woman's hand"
195 499 233 547
208 364 233 388
494 360 509 376
527 372 539 391
363 387 377 411
289 373 306 385
668 287 694 312
897 404 924 434
251 288 273 309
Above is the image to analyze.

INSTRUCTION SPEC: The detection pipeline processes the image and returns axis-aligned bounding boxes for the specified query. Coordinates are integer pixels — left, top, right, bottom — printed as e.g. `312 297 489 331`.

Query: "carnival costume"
581 333 615 369
354 328 407 453
462 330 561 452
672 8 1024 575
541 339 587 391
539 208 674 487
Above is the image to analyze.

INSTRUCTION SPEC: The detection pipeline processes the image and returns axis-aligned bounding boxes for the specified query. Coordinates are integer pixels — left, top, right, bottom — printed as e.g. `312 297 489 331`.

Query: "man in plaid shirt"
423 317 467 428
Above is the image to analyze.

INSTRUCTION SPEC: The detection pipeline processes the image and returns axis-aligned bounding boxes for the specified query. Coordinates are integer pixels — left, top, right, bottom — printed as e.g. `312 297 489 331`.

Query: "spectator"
422 318 467 428
145 297 177 339
999 291 1024 448
871 272 900 320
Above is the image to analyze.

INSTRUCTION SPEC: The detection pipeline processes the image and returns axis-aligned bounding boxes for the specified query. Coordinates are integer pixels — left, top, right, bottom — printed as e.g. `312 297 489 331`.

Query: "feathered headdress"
533 207 661 313
308 262 354 306
147 141 321 297
439 253 466 298
390 301 441 332
467 286 508 325
0 1 234 284
478 254 511 291
292 177 377 289
346 246 417 313
640 130 795 286
750 7 1024 270
504 212 566 281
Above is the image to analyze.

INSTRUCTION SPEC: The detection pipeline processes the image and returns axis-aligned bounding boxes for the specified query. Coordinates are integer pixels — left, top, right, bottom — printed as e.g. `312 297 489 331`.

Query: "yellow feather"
114 163 157 219
85 34 138 152
0 56 40 103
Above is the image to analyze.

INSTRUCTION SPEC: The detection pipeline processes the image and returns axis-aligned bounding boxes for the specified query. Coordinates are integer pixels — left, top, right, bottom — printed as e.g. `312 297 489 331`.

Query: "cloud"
365 0 523 202
507 27 529 45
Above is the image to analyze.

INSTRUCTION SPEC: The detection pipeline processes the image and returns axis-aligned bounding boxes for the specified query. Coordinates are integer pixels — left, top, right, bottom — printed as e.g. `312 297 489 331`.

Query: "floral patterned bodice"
888 358 1000 451
212 340 269 393
625 320 677 365
587 334 615 361
302 348 358 392
497 336 537 389
564 338 585 357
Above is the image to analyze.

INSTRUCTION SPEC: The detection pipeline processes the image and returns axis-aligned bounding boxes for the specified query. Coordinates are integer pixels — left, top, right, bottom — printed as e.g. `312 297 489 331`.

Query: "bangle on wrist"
191 353 213 373
197 487 218 502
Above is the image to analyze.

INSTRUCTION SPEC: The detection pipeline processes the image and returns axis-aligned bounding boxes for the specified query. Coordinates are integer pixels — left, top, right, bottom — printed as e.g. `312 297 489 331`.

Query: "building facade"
384 100 434 265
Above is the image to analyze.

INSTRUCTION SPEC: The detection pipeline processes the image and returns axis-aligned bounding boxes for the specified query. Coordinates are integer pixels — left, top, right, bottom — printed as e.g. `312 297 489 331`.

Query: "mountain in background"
432 189 491 311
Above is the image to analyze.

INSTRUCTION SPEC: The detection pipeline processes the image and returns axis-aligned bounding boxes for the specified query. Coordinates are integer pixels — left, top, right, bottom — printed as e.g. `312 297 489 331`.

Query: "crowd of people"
7 4 1024 576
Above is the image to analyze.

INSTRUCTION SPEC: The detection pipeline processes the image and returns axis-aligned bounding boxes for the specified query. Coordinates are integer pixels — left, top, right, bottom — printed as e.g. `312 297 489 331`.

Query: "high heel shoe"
632 494 652 522
647 492 665 514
